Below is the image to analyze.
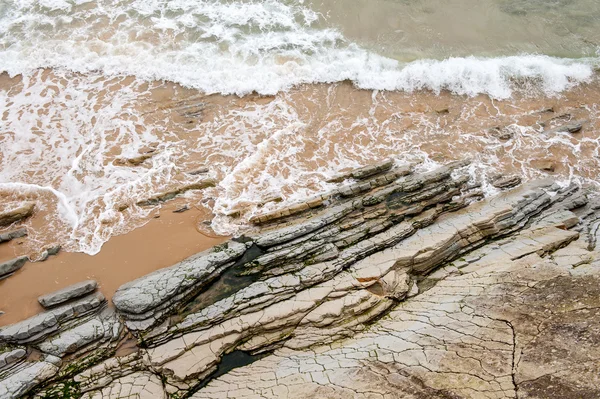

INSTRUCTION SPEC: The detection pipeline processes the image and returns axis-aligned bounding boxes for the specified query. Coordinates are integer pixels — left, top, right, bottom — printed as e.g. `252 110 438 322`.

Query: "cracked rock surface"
1 161 599 399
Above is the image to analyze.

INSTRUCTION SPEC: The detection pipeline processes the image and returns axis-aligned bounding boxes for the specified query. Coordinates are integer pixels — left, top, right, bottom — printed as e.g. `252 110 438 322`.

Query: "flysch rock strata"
1 160 600 399
38 280 98 309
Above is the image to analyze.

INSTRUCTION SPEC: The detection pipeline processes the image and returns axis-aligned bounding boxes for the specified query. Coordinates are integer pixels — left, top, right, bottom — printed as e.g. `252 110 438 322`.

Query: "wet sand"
0 200 227 326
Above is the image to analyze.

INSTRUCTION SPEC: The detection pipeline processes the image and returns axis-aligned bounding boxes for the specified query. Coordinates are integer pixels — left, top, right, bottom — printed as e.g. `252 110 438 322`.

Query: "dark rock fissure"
174 244 265 324
184 350 269 398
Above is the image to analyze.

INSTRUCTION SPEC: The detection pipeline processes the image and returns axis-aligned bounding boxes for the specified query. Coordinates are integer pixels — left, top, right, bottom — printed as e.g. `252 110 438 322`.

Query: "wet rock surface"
37 280 98 309
0 257 28 280
1 161 599 399
0 203 35 227
0 228 27 244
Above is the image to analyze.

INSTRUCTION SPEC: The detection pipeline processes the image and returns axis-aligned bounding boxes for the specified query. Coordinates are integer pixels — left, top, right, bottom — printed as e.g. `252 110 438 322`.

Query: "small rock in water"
38 280 98 308
0 202 35 227
535 106 555 114
0 256 28 279
115 148 157 166
0 227 28 243
186 166 210 175
173 205 190 213
38 246 61 262
136 179 216 206
488 125 517 141
540 112 572 127
532 159 557 172
542 121 584 134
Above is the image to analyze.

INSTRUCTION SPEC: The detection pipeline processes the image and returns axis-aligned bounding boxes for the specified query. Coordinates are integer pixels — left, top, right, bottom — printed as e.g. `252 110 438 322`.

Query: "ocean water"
1 0 599 254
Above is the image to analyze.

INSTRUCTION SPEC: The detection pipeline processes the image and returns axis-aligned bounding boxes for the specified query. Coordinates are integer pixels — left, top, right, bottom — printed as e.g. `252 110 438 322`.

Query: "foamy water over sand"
1 0 600 255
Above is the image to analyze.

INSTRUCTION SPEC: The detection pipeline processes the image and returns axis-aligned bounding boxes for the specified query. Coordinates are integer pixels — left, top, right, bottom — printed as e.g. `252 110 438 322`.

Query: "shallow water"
311 0 600 60
0 0 599 255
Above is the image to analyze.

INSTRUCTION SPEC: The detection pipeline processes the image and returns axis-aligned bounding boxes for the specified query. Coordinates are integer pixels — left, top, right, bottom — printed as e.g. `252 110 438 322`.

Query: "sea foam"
1 0 600 255
0 0 597 98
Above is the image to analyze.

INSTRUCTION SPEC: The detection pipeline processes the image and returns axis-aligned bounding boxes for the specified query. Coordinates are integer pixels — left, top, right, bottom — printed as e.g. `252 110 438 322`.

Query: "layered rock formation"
1 160 599 399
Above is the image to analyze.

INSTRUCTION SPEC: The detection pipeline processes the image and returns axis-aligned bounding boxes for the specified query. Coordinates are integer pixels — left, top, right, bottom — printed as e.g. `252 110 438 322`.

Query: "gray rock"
0 348 26 370
543 121 583 134
488 125 518 140
0 357 58 399
38 280 97 308
136 179 216 206
326 158 395 183
112 242 247 326
0 256 27 279
36 308 121 357
0 202 35 227
38 245 61 262
186 166 210 175
251 202 357 248
0 292 105 344
0 228 27 244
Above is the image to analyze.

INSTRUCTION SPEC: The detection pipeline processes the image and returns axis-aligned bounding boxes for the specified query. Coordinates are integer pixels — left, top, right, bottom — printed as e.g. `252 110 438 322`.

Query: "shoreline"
1 68 600 325
0 200 228 326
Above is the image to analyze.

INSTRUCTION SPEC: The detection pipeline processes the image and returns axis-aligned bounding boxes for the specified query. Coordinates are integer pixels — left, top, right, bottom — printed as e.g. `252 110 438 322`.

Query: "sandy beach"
0 199 226 325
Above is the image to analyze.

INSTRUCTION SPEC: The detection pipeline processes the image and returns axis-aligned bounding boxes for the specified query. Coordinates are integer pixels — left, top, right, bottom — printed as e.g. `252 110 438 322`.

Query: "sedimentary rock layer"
1 160 599 399
38 281 98 309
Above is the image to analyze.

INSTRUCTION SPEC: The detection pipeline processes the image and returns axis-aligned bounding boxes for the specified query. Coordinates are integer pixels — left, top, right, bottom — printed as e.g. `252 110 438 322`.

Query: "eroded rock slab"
112 241 247 331
0 257 27 279
0 356 59 399
0 292 105 344
38 280 98 309
0 202 35 227
0 228 27 244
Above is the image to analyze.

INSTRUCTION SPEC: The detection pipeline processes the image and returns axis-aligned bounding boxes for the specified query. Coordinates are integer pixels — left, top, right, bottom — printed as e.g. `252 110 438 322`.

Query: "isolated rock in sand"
0 228 27 244
1 160 600 399
0 203 34 227
0 256 27 279
38 279 98 308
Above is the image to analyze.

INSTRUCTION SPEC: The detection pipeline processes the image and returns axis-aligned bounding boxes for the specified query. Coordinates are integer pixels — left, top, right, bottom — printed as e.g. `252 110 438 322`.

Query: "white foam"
1 0 600 255
0 71 203 254
0 0 597 98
